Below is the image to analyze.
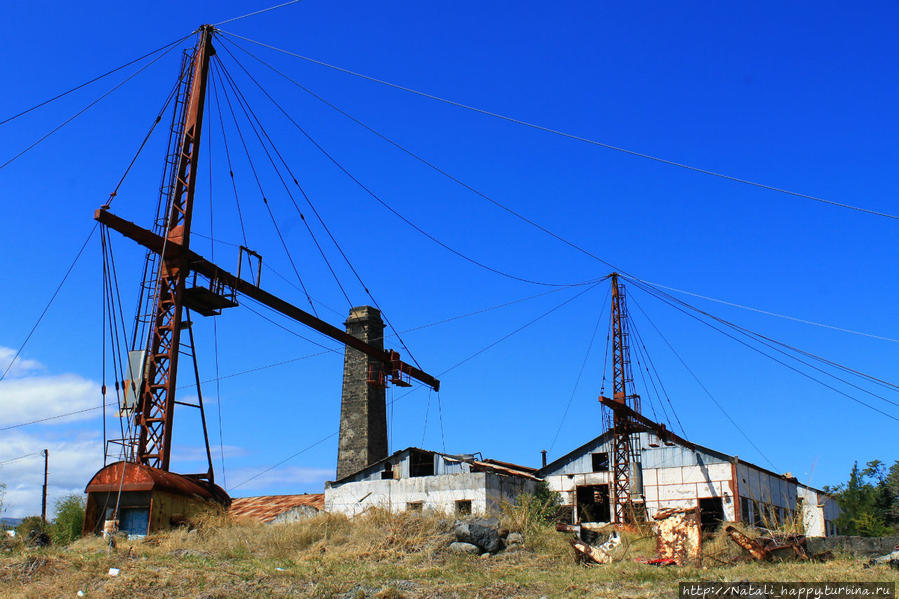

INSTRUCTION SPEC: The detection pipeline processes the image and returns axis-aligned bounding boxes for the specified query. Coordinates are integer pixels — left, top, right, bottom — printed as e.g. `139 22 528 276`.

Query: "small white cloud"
0 347 44 378
0 373 99 427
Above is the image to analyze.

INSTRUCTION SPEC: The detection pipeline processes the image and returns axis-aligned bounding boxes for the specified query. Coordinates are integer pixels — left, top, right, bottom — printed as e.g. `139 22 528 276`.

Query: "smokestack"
336 306 387 480
541 450 547 468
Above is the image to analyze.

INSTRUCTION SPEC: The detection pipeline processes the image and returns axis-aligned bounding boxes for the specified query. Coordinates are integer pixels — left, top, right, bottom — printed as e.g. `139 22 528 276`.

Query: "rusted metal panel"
230 494 324 523
654 506 702 565
725 525 809 561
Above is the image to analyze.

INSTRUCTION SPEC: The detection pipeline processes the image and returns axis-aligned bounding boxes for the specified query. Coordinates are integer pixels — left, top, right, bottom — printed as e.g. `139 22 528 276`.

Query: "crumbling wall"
325 472 489 517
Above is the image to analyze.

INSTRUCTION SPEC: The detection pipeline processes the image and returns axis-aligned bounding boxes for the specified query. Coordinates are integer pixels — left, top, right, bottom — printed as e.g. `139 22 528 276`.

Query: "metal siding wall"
545 432 729 475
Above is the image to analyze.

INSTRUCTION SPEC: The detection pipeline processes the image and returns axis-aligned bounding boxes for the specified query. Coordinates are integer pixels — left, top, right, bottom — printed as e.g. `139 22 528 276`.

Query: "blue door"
119 508 149 538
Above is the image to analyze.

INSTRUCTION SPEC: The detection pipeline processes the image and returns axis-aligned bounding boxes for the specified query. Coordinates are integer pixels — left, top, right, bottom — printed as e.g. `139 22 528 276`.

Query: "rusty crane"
84 25 439 537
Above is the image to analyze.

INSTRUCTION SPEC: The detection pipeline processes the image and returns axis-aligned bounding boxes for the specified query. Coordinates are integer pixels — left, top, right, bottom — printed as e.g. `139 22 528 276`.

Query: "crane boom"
95 208 441 392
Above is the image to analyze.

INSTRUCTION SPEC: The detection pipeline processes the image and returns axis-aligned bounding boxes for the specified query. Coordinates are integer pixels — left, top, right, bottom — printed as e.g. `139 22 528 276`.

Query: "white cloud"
0 430 102 519
0 346 100 428
0 347 44 378
0 373 99 427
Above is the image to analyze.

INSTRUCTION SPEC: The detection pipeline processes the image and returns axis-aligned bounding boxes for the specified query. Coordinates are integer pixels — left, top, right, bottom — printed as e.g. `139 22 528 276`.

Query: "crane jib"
95 208 440 391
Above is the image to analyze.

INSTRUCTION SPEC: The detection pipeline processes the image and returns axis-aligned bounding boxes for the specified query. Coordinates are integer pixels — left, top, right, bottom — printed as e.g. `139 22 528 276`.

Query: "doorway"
576 484 611 523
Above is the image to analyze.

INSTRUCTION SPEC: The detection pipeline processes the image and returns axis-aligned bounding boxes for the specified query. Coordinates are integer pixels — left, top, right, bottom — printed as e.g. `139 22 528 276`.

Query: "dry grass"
1 512 894 599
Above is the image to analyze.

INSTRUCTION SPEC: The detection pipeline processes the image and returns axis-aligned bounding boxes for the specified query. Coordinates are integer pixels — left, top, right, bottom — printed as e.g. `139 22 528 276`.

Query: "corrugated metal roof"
470 460 541 481
229 494 324 523
84 461 230 506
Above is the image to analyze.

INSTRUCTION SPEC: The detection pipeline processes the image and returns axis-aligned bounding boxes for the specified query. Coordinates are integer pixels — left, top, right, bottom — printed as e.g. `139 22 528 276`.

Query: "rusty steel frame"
136 26 215 471
607 273 641 523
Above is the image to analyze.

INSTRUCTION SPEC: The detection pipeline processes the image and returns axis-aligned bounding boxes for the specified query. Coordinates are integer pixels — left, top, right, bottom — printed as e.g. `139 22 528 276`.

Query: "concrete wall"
270 504 321 524
325 472 536 517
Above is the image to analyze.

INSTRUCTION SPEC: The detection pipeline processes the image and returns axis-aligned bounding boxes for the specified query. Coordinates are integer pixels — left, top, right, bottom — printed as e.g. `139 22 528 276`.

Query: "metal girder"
136 26 215 471
95 209 441 392
608 273 639 523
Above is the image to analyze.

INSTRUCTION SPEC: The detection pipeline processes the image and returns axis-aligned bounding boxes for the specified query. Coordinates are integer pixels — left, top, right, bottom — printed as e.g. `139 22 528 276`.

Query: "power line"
629 280 899 424
214 0 306 27
1 224 99 383
0 41 182 171
629 277 899 395
0 402 116 432
217 30 899 222
219 35 620 277
635 278 899 344
627 292 777 470
0 33 193 126
222 34 899 352
548 286 609 453
0 452 44 467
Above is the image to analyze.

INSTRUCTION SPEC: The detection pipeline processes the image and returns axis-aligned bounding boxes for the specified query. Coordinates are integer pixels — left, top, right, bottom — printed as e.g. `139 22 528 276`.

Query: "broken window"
381 462 393 480
409 450 434 477
699 497 725 532
591 452 609 472
406 502 423 512
740 497 751 523
455 500 472 516
751 500 762 527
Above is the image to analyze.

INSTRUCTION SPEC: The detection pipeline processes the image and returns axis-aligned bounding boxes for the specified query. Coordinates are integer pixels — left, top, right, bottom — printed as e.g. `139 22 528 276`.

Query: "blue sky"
0 1 897 517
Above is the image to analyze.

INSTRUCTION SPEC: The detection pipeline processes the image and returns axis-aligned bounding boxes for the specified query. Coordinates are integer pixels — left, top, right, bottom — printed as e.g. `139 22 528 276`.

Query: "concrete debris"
569 531 622 565
506 532 524 546
865 545 899 569
448 541 480 555
654 507 701 565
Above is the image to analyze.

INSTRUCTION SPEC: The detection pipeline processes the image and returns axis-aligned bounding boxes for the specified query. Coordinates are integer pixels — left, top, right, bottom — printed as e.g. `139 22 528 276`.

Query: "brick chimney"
336 306 387 480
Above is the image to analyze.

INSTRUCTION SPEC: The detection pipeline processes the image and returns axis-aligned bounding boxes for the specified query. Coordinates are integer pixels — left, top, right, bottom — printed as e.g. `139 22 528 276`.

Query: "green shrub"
51 495 86 545
17 516 50 545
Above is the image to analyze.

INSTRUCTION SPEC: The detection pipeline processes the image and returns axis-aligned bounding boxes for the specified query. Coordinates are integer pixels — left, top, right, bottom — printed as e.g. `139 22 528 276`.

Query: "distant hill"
0 517 23 528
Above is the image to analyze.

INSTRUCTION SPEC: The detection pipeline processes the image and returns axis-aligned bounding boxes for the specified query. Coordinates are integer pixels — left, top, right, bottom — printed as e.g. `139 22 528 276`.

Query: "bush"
51 495 86 545
17 516 51 546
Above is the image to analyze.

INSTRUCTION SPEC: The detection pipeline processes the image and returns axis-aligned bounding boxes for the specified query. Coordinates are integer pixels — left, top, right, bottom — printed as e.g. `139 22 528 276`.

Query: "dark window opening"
381 462 393 480
455 500 472 515
699 497 725 532
740 497 750 523
410 450 434 477
575 484 610 523
406 502 423 512
591 452 609 472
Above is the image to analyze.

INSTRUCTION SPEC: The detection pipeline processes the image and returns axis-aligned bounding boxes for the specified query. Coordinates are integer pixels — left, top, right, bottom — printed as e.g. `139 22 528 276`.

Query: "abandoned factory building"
268 305 841 537
539 429 839 537
325 447 540 516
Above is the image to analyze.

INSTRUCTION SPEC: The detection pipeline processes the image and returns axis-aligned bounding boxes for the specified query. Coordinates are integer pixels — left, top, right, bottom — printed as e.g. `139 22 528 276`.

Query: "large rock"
453 519 504 554
449 541 480 555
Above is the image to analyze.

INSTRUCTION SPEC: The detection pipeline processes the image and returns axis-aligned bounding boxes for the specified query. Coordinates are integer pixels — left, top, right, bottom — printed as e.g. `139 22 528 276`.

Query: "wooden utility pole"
40 449 48 523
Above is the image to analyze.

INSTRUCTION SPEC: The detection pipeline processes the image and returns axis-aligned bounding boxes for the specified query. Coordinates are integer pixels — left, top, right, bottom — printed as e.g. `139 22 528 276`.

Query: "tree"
0 481 5 518
51 495 86 545
825 460 899 536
